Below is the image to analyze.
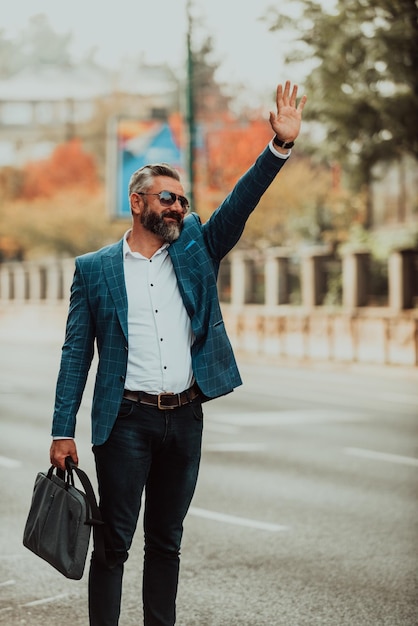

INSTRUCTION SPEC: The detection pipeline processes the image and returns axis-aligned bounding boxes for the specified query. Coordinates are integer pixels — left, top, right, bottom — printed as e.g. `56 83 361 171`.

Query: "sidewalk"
0 302 67 343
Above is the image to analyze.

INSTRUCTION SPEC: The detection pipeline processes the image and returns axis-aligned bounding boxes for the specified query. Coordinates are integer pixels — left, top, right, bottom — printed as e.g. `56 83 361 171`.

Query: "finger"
283 80 291 104
276 83 283 110
289 84 298 107
71 451 79 466
297 94 308 112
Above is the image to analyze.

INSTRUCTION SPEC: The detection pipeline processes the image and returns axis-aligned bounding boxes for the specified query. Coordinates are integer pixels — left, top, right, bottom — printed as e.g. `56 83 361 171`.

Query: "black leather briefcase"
23 457 105 580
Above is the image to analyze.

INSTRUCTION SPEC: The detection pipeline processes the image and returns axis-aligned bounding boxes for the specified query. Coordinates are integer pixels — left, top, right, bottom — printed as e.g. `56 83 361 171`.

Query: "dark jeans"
88 396 203 626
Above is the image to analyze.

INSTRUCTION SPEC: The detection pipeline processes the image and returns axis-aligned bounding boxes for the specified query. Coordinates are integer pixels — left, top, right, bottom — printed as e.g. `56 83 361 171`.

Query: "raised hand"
269 81 307 143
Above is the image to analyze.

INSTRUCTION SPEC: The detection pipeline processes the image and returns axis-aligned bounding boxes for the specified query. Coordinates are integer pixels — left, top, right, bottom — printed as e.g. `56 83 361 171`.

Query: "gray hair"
128 163 181 196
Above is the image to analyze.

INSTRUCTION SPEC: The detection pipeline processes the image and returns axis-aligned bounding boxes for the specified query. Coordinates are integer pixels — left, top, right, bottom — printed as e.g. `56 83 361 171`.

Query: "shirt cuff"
269 139 292 159
52 436 74 440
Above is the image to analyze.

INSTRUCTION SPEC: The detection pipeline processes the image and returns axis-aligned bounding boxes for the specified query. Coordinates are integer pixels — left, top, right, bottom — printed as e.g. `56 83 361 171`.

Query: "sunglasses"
137 190 190 213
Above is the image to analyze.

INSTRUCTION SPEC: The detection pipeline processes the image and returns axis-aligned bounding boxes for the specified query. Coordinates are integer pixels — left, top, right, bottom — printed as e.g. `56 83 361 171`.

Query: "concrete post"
264 248 289 306
0 264 12 300
45 260 62 301
230 251 254 306
342 251 369 308
388 249 415 310
301 248 330 307
12 263 27 301
27 263 43 300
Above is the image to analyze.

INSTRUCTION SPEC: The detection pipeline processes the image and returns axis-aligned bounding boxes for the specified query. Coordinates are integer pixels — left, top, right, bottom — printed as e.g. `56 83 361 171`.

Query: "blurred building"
0 60 181 168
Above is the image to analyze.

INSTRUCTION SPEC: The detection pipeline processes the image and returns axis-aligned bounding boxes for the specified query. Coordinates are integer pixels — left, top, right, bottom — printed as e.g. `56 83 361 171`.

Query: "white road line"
189 507 289 532
344 447 418 467
204 442 266 452
22 594 69 607
0 455 21 468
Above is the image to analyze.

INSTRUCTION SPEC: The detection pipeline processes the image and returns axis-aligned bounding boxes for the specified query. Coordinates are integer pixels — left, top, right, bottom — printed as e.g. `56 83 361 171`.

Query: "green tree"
191 36 231 120
266 0 418 194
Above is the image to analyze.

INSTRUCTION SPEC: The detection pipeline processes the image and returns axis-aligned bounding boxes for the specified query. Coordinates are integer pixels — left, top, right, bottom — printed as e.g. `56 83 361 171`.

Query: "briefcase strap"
64 457 107 568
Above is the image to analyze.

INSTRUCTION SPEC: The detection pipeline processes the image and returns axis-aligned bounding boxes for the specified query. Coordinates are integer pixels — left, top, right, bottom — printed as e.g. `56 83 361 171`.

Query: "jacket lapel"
102 240 128 340
168 236 195 320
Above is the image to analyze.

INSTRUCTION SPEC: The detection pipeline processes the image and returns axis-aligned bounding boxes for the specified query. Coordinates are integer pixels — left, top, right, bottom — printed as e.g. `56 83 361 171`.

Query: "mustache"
161 209 183 223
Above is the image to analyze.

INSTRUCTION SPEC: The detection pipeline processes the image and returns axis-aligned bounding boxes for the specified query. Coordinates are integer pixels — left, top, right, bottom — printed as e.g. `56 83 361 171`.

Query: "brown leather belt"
123 382 200 410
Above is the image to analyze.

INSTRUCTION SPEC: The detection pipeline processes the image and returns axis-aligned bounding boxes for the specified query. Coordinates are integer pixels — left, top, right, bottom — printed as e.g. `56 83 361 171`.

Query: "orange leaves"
20 139 99 199
204 119 273 193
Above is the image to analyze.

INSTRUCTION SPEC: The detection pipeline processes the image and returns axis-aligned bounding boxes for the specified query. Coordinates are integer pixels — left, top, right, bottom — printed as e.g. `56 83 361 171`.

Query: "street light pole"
186 0 196 212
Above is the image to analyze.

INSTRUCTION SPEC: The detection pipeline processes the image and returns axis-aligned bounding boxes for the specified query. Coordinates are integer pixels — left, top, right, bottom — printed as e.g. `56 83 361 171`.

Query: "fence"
1 249 417 366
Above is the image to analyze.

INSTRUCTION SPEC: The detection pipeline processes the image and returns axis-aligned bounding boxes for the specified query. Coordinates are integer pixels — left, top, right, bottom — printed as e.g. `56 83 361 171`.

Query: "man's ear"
130 192 142 216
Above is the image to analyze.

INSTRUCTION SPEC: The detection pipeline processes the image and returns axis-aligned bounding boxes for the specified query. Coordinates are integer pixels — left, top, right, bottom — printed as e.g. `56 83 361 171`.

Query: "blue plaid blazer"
52 146 287 444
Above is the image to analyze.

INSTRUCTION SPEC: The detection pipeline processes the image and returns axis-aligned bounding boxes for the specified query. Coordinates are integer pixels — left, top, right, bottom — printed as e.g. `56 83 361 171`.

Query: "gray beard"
140 204 183 243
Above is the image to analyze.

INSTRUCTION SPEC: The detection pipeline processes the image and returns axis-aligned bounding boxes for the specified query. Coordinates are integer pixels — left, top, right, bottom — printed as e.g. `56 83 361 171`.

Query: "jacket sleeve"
51 258 96 438
202 145 288 261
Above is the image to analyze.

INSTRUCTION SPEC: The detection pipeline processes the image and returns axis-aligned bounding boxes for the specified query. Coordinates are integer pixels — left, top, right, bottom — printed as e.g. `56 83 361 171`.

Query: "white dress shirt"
123 233 194 394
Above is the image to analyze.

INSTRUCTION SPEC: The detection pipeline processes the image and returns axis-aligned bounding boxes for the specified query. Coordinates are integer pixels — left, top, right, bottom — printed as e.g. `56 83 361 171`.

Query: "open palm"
269 81 307 143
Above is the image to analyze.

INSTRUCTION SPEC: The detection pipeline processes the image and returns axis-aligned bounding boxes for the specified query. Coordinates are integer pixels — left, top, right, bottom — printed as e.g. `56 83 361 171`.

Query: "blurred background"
0 0 417 366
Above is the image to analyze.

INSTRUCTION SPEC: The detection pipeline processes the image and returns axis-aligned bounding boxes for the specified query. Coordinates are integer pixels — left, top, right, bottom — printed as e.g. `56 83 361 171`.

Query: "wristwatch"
273 135 294 150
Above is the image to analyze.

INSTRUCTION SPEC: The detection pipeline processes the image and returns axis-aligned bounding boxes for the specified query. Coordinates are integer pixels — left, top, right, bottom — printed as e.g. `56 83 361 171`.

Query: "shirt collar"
123 230 169 259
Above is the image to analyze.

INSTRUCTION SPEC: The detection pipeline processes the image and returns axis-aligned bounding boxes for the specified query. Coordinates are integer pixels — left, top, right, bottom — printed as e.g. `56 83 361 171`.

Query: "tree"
240 157 366 249
191 36 231 121
0 189 124 259
0 30 18 77
266 0 418 192
186 30 367 248
0 14 73 76
20 139 99 199
204 118 273 194
17 14 73 69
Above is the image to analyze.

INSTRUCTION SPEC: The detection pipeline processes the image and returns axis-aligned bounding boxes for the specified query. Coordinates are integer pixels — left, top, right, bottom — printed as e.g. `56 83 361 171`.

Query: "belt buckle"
157 392 179 410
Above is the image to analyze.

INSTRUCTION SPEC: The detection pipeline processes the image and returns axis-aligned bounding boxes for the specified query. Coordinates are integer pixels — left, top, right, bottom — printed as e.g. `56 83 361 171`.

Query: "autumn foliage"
20 139 99 199
204 117 273 193
0 115 365 261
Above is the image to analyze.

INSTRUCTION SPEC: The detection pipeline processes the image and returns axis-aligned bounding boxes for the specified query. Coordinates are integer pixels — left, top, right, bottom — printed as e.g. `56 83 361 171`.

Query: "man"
50 80 306 625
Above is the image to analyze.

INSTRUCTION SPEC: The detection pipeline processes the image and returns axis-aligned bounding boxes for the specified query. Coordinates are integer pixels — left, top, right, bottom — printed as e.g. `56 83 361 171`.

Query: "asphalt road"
1 306 417 625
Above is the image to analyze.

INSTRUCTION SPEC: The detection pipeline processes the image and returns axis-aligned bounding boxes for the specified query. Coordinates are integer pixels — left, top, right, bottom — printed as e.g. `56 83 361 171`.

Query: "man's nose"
172 200 187 215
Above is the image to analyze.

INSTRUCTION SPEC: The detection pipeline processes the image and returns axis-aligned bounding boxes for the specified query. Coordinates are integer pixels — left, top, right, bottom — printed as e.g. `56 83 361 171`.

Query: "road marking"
189 507 289 532
0 455 21 468
22 594 69 607
344 447 418 467
204 442 266 452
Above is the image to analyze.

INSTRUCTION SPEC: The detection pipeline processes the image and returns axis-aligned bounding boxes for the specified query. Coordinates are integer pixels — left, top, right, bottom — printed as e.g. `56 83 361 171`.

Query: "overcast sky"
3 0 335 107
